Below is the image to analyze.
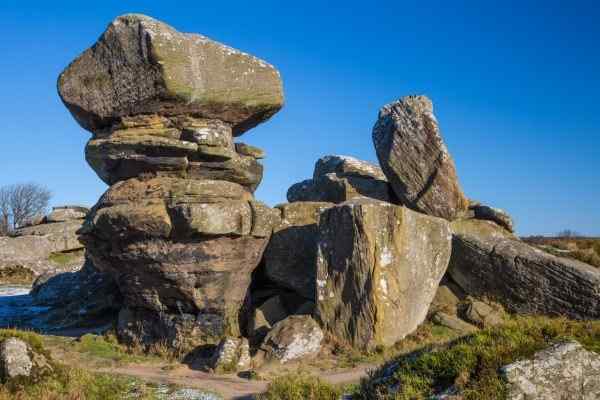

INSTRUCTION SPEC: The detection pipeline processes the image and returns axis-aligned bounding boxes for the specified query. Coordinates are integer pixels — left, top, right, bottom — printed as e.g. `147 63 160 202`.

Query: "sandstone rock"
470 204 514 233
501 341 600 400
30 260 121 330
58 14 283 135
263 202 333 300
14 220 84 253
0 338 32 381
373 95 468 219
448 233 600 319
235 142 265 159
248 295 289 343
450 218 515 240
432 312 477 334
210 337 251 373
261 315 323 364
462 299 505 328
45 206 89 223
429 281 465 316
315 198 452 350
287 155 394 204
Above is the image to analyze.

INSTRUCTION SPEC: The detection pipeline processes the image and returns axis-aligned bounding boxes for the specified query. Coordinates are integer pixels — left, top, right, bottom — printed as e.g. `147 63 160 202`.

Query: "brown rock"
373 95 468 219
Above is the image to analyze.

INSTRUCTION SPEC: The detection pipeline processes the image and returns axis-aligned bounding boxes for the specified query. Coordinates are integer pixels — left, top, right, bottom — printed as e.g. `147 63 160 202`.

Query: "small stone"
0 338 33 381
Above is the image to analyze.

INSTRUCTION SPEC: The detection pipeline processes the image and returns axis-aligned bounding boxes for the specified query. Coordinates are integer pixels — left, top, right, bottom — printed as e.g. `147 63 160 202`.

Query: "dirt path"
100 362 375 399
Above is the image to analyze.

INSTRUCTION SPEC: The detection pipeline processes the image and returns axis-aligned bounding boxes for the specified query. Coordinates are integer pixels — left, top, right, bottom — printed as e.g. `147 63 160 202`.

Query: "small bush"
258 373 342 400
356 316 600 400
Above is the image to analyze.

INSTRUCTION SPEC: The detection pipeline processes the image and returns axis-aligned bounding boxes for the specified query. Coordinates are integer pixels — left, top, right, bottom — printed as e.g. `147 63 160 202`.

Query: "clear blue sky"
0 1 598 236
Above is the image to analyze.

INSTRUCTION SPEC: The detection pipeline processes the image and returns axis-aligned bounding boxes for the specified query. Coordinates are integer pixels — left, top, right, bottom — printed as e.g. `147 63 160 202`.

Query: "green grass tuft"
356 316 600 400
258 373 343 400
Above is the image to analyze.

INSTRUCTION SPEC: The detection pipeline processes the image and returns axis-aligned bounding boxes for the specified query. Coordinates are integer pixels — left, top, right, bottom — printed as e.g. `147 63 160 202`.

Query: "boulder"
501 341 600 400
210 337 251 373
58 14 284 135
45 206 89 223
372 95 468 219
287 155 394 204
261 315 323 364
263 202 333 300
30 259 121 330
315 198 452 350
14 219 84 253
429 280 465 317
469 203 514 233
461 299 505 328
432 312 477 334
0 338 32 381
448 232 600 319
247 295 289 343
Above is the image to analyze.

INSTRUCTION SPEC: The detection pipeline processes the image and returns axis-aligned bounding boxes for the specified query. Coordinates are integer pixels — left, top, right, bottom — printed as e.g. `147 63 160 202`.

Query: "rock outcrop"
315 198 452 350
287 155 394 204
0 206 87 283
373 96 468 220
59 14 283 350
448 231 600 319
501 341 600 400
262 202 333 300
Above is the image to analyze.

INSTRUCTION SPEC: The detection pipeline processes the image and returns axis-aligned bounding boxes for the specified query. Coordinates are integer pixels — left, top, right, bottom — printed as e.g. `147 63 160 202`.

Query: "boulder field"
39 12 600 373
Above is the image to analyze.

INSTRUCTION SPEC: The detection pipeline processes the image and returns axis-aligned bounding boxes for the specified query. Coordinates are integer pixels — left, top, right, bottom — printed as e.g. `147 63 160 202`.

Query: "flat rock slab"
58 14 284 135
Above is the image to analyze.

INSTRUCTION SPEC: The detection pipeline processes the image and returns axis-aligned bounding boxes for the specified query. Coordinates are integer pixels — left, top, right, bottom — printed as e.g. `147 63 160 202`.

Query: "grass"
257 373 343 400
0 329 156 400
355 316 600 400
523 236 600 268
48 250 84 266
0 265 34 284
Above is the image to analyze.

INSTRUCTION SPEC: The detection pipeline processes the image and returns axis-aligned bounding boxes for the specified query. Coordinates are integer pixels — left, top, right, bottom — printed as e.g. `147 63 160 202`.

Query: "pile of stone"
0 205 87 283
58 14 284 351
52 13 600 375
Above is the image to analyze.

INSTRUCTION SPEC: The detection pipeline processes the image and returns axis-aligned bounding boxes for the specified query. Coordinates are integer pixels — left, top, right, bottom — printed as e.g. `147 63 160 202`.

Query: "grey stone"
501 341 600 400
45 206 89 223
373 95 468 219
58 14 284 136
0 338 32 381
261 315 323 364
432 312 477 334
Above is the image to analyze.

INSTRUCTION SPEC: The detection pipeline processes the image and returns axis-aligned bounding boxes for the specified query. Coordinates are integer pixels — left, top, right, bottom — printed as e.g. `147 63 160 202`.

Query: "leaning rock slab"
315 198 452 350
58 14 284 135
373 95 468 219
501 341 600 400
448 232 600 319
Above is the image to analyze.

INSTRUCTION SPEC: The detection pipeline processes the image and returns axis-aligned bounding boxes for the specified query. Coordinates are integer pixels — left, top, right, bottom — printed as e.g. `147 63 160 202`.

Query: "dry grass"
523 236 600 268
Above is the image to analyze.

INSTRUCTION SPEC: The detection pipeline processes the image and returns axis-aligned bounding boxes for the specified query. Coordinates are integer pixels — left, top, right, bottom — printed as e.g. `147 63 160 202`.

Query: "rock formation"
501 341 600 399
448 229 600 319
58 14 284 350
315 198 452 350
373 96 468 220
0 206 87 283
287 155 394 204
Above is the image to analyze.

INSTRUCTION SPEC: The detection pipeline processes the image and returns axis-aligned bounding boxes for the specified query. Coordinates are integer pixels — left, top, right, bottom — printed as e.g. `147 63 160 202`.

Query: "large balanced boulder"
58 14 284 136
59 14 283 350
287 155 394 204
315 198 452 350
372 96 468 220
448 231 600 319
501 341 600 400
263 201 333 300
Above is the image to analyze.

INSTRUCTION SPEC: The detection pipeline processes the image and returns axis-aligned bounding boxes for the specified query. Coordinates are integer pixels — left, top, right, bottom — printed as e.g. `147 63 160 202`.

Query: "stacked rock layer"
58 14 284 349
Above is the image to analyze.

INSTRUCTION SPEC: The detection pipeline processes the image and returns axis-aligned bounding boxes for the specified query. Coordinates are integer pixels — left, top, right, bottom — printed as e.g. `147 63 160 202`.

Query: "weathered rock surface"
30 259 121 330
315 198 452 350
15 219 84 253
432 312 477 334
45 206 89 223
448 232 600 319
247 295 288 343
373 95 468 219
263 202 333 300
501 341 600 400
462 298 505 328
210 337 251 373
0 338 32 381
261 315 323 364
58 14 283 136
287 155 394 204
